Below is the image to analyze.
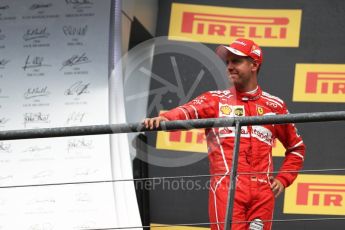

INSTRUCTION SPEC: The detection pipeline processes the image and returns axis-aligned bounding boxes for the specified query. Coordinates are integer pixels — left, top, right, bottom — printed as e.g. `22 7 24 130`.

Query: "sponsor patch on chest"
252 125 274 145
219 104 245 117
218 104 248 138
218 104 274 142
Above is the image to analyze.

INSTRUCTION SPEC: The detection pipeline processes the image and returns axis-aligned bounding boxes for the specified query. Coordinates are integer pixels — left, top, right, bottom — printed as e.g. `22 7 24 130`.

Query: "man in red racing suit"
144 38 305 230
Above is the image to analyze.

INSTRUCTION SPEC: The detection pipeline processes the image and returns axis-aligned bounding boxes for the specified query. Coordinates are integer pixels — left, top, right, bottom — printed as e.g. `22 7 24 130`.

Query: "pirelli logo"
169 3 302 47
296 183 344 206
284 175 345 215
293 64 345 103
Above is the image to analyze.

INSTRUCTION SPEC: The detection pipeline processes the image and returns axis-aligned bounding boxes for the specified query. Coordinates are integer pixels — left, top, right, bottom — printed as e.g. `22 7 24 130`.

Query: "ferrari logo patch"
257 106 264 115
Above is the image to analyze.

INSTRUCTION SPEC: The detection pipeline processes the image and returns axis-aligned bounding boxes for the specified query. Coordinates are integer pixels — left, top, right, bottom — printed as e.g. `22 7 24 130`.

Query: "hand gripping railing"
1 111 345 229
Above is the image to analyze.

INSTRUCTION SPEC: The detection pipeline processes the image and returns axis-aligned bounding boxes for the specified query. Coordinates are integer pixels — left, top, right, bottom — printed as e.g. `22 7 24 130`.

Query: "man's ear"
251 61 260 72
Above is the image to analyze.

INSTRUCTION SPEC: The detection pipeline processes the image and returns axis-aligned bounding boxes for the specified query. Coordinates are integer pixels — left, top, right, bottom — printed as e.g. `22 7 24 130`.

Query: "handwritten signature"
32 170 54 179
29 223 54 230
0 59 9 68
0 175 14 181
29 3 53 10
0 28 5 41
24 87 50 99
27 197 56 206
67 138 93 152
63 25 88 36
0 117 9 125
0 142 11 153
74 192 92 202
23 55 50 71
65 0 93 8
23 27 50 41
60 53 91 70
66 112 86 124
24 112 50 127
74 168 98 177
0 5 9 10
23 146 51 153
64 81 90 96
73 221 97 230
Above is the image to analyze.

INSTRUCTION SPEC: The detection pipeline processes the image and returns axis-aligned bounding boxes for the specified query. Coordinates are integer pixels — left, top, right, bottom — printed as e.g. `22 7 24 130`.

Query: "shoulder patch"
192 95 207 105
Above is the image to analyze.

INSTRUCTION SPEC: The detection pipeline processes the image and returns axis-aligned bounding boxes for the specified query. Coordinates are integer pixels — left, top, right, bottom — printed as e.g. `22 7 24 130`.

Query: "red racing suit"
161 87 305 230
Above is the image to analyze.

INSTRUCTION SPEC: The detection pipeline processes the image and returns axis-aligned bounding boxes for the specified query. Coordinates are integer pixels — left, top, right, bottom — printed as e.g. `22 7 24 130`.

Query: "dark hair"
246 57 261 74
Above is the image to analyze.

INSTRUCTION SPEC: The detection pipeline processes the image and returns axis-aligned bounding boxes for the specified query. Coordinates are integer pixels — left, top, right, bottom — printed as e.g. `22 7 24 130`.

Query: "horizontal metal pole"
0 111 344 141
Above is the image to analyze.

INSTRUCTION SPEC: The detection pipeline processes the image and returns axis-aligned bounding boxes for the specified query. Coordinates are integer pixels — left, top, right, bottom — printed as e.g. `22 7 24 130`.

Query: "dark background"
144 0 345 229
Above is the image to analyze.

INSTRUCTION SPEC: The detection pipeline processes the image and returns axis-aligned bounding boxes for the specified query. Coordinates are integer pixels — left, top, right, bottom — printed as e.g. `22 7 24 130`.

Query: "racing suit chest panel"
209 91 277 176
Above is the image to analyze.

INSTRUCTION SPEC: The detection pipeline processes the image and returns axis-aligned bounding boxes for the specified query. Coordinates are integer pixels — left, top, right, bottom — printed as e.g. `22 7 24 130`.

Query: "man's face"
225 52 258 89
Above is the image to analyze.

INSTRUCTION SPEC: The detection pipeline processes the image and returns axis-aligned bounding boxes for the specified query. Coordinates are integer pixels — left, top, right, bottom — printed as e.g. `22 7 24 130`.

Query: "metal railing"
1 111 344 140
1 110 345 230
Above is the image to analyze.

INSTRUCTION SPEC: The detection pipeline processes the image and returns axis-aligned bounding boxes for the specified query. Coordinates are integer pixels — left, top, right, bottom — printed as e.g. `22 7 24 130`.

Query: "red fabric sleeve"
161 92 217 121
275 103 306 188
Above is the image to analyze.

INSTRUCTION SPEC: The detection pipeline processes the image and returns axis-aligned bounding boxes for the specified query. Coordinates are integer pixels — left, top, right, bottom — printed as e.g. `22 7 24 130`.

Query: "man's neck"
245 86 259 94
235 84 258 93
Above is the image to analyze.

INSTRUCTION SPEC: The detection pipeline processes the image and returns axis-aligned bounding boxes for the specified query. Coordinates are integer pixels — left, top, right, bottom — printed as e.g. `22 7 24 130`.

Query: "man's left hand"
270 177 284 198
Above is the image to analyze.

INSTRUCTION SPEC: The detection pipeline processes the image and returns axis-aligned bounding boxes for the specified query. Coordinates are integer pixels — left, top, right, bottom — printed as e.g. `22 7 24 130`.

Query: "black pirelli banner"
145 0 345 229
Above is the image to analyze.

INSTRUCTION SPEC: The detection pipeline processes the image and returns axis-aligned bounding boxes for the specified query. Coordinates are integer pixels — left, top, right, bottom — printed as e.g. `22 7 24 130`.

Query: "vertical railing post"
224 121 242 230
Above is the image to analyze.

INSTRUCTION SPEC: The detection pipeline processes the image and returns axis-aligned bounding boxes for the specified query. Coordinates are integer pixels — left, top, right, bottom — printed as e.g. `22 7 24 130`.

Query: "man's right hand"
143 116 169 129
